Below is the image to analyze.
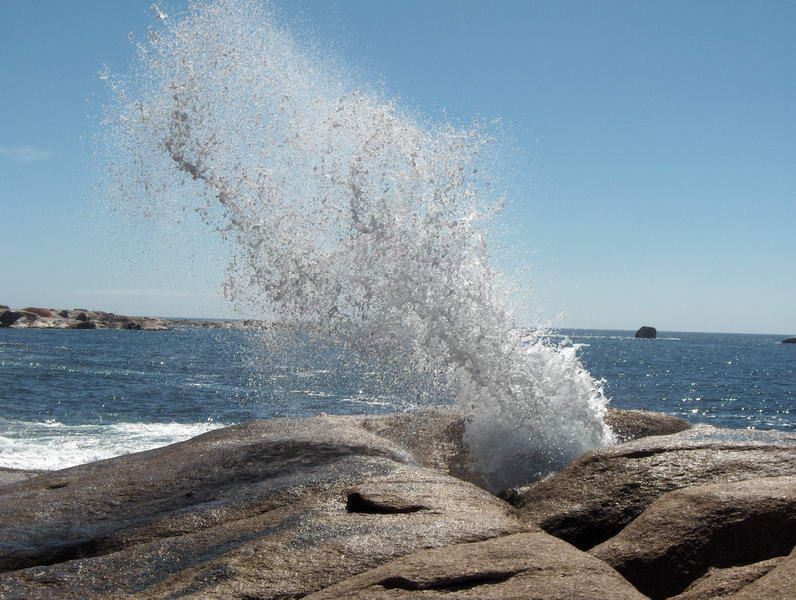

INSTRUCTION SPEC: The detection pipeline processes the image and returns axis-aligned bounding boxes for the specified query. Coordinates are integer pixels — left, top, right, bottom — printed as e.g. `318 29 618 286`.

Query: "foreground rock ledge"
1 410 793 599
0 412 527 599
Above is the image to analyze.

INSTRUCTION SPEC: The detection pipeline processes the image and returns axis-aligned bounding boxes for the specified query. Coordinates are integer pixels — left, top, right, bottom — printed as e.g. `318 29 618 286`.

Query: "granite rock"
605 407 691 443
0 468 42 487
726 545 796 600
304 531 648 600
500 408 692 503
590 475 796 599
669 556 785 600
516 426 796 550
0 412 528 599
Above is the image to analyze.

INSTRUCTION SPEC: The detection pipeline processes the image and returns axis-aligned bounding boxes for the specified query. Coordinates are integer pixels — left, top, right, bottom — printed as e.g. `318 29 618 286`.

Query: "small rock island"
634 325 657 339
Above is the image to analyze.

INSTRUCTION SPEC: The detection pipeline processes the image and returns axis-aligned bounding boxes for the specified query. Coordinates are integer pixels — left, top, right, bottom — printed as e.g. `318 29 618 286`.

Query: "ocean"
1 326 792 471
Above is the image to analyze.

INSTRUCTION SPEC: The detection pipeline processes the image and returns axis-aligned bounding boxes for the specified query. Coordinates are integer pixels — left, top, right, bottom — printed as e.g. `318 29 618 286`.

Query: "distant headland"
0 305 240 331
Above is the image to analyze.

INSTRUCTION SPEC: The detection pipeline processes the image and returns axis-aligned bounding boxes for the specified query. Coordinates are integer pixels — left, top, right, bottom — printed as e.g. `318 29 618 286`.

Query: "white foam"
0 419 224 471
104 0 614 491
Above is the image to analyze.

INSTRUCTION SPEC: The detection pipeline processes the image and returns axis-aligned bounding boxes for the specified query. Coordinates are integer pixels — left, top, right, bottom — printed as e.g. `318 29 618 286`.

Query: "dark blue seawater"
557 329 794 430
0 327 406 469
1 326 793 470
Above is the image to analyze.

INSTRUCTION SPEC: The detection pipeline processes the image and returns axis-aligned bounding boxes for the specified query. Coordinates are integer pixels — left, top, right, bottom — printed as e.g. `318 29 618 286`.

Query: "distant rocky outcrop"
635 325 657 338
68 319 97 329
20 307 53 318
0 305 237 330
782 337 796 344
0 309 40 327
0 310 25 326
0 306 170 330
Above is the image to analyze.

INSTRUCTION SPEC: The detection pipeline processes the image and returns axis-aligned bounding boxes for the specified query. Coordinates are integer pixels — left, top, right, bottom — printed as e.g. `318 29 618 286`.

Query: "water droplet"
150 3 167 20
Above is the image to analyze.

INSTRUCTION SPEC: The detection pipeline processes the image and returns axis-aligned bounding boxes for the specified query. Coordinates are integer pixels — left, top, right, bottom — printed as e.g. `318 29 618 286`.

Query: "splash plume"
105 0 614 490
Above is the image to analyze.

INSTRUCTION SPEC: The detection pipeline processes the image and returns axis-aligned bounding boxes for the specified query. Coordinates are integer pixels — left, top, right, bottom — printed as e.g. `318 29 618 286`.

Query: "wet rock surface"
0 410 794 599
514 425 796 550
0 413 527 599
726 545 796 600
605 407 691 442
303 532 648 600
0 468 43 486
668 556 785 600
590 475 796 599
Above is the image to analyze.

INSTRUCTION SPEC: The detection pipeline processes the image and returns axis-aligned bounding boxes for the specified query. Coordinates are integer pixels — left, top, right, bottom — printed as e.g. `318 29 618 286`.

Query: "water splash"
104 0 614 491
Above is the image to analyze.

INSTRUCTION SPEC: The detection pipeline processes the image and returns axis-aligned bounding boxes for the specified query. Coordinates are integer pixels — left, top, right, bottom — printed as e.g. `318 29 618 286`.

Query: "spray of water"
104 0 614 491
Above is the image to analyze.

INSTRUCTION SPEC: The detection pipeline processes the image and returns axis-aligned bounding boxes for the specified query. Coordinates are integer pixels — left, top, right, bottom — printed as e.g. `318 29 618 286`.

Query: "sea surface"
1 326 793 470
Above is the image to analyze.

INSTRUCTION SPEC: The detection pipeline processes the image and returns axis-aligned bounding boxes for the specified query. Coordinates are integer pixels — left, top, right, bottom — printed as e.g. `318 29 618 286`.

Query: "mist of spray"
104 0 614 491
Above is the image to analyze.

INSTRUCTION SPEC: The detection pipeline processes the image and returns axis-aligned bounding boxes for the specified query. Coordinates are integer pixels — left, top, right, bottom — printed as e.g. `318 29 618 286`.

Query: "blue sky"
1 0 794 334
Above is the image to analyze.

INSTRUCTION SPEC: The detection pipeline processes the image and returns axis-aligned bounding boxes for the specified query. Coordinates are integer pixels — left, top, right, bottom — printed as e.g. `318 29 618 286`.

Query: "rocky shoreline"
0 407 793 599
0 305 238 331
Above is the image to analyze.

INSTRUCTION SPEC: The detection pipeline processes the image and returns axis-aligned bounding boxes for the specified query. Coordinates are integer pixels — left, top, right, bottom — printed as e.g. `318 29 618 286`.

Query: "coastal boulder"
590 475 796 599
499 408 693 503
668 556 785 600
725 545 796 600
0 413 528 599
68 320 97 329
604 407 691 442
359 408 479 486
635 326 657 338
515 426 796 549
303 532 648 600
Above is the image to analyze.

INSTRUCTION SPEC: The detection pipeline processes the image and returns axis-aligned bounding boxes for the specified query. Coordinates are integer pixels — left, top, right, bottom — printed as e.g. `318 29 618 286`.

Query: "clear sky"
1 0 794 334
